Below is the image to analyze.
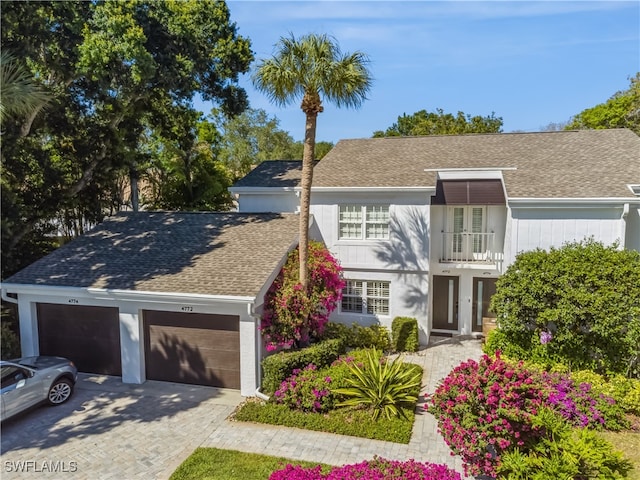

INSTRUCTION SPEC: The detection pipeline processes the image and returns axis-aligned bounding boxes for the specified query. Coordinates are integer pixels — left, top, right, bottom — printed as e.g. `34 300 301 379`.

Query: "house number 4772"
181 306 193 312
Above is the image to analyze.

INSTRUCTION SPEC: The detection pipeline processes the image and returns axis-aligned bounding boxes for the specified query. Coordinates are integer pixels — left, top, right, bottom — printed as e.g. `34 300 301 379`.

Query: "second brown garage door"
143 311 240 389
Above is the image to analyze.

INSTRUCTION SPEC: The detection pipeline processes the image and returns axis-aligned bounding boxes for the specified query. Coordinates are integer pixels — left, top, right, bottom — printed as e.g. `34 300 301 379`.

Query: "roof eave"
0 283 256 304
308 186 436 193
230 187 299 194
508 197 640 208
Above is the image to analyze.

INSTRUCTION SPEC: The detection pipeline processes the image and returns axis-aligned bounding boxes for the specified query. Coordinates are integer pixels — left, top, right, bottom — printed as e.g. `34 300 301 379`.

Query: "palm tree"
253 33 372 289
0 51 50 127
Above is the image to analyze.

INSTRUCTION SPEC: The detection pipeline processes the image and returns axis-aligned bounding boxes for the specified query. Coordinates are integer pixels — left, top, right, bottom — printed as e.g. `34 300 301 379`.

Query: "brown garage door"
37 303 122 375
143 311 240 389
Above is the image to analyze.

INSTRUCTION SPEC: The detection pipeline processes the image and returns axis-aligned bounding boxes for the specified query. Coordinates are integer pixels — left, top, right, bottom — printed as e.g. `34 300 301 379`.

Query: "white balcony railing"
440 232 496 263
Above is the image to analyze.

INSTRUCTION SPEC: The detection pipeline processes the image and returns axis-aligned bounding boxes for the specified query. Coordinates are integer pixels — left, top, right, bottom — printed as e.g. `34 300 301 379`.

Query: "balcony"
439 232 497 264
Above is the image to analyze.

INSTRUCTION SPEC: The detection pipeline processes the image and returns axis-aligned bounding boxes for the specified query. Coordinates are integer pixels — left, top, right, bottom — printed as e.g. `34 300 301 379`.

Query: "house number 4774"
181 306 193 312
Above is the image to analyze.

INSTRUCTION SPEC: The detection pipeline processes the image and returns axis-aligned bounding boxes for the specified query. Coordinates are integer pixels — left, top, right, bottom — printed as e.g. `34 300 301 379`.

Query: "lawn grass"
601 431 640 480
233 400 415 443
170 447 330 480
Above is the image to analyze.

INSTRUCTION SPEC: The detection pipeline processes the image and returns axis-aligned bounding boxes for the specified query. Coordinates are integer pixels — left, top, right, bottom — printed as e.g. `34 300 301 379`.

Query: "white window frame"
341 279 390 316
338 205 390 240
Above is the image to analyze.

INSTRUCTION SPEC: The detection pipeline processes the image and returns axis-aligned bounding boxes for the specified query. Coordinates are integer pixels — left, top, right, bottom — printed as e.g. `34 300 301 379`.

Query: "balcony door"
448 206 486 261
432 275 459 331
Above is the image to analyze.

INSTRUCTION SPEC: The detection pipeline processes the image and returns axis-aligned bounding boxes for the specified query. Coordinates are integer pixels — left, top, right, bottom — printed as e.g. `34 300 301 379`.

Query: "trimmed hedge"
261 338 346 395
321 322 391 351
391 317 419 352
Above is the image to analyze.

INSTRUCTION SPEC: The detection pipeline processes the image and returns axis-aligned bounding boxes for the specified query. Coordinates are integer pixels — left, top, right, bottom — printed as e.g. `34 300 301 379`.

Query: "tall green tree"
373 108 503 137
253 33 372 289
216 108 298 179
289 140 334 161
566 73 639 135
1 1 252 278
215 108 335 180
144 110 233 211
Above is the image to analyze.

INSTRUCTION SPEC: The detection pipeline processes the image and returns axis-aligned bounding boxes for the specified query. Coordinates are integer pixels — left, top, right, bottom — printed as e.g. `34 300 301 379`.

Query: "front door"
432 275 459 331
472 277 497 332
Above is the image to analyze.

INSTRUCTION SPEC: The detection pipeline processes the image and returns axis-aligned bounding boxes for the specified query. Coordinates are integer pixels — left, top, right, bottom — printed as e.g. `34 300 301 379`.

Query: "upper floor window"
339 205 390 240
341 280 390 315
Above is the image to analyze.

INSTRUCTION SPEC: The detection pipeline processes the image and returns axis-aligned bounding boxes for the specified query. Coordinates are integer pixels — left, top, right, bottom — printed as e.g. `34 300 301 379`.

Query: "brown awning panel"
431 179 505 205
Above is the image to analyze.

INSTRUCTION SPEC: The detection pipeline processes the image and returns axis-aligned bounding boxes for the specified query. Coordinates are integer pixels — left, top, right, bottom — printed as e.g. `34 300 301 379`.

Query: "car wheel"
47 378 74 405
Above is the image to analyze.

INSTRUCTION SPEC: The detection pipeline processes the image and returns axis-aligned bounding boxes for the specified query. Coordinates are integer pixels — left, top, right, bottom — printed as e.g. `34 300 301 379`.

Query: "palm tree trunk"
299 111 318 290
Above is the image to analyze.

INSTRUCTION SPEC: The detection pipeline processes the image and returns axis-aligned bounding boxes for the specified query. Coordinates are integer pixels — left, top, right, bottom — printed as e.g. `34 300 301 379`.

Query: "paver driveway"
1 374 241 479
1 336 482 480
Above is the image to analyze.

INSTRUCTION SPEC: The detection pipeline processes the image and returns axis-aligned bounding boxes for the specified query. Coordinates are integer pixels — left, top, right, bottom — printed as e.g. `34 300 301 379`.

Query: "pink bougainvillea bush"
261 241 345 351
426 352 623 477
273 364 334 413
269 457 463 480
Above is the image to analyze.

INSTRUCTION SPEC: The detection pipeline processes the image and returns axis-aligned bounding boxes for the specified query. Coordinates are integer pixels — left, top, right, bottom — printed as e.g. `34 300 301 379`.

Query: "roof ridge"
336 128 634 142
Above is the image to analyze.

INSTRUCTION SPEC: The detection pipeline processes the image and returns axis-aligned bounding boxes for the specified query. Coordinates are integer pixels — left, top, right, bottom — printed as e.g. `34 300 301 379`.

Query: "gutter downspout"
621 203 630 249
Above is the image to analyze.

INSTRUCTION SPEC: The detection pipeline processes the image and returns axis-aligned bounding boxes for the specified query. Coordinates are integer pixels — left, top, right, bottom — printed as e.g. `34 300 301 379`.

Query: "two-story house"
231 129 640 343
2 129 638 395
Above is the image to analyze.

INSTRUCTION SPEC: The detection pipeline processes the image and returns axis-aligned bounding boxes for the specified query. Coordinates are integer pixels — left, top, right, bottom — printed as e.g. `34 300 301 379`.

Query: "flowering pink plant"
273 364 334 413
261 241 345 351
427 352 621 477
269 457 463 480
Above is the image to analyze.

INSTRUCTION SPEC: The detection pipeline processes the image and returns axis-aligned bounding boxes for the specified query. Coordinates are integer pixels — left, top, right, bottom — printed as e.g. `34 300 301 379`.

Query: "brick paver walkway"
201 335 482 476
0 335 482 479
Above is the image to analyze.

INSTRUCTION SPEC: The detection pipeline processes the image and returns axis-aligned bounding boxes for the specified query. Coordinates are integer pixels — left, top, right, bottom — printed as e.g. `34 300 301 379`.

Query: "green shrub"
1 320 20 360
571 370 640 416
490 240 640 377
321 322 391 351
334 348 422 420
497 408 632 479
328 349 374 390
351 324 391 351
391 317 419 352
261 338 346 395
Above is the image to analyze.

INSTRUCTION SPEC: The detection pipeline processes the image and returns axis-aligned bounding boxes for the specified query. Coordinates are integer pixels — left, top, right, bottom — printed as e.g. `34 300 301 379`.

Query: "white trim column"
18 299 38 357
119 306 145 384
239 307 258 396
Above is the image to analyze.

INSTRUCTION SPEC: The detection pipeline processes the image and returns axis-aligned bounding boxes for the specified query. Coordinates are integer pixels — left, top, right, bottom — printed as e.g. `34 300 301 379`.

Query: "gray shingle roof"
4 212 300 297
232 160 302 188
311 129 640 198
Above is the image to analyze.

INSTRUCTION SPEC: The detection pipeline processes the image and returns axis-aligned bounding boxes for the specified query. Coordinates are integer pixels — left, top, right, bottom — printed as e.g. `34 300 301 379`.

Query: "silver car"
1 356 78 421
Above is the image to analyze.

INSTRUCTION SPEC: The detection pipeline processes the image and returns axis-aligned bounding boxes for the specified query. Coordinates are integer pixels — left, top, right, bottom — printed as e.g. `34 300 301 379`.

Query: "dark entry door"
472 278 497 332
432 275 459 331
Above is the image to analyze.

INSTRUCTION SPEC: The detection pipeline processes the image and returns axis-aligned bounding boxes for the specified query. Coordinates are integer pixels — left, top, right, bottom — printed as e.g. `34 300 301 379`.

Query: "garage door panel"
146 326 238 351
37 303 121 376
145 313 239 331
144 311 240 389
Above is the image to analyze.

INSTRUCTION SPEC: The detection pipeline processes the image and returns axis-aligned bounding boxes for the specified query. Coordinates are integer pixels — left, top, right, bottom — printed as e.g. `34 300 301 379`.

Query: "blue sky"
210 1 639 143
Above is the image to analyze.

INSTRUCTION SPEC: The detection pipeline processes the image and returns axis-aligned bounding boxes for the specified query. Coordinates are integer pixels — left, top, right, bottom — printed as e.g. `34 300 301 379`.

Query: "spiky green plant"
334 348 422 420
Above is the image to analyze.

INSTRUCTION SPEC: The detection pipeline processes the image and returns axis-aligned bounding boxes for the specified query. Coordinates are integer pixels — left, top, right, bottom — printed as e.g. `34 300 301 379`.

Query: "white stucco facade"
235 180 640 344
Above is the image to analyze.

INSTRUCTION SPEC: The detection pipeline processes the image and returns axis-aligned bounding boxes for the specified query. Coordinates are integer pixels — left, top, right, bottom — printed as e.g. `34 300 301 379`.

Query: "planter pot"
482 317 497 340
